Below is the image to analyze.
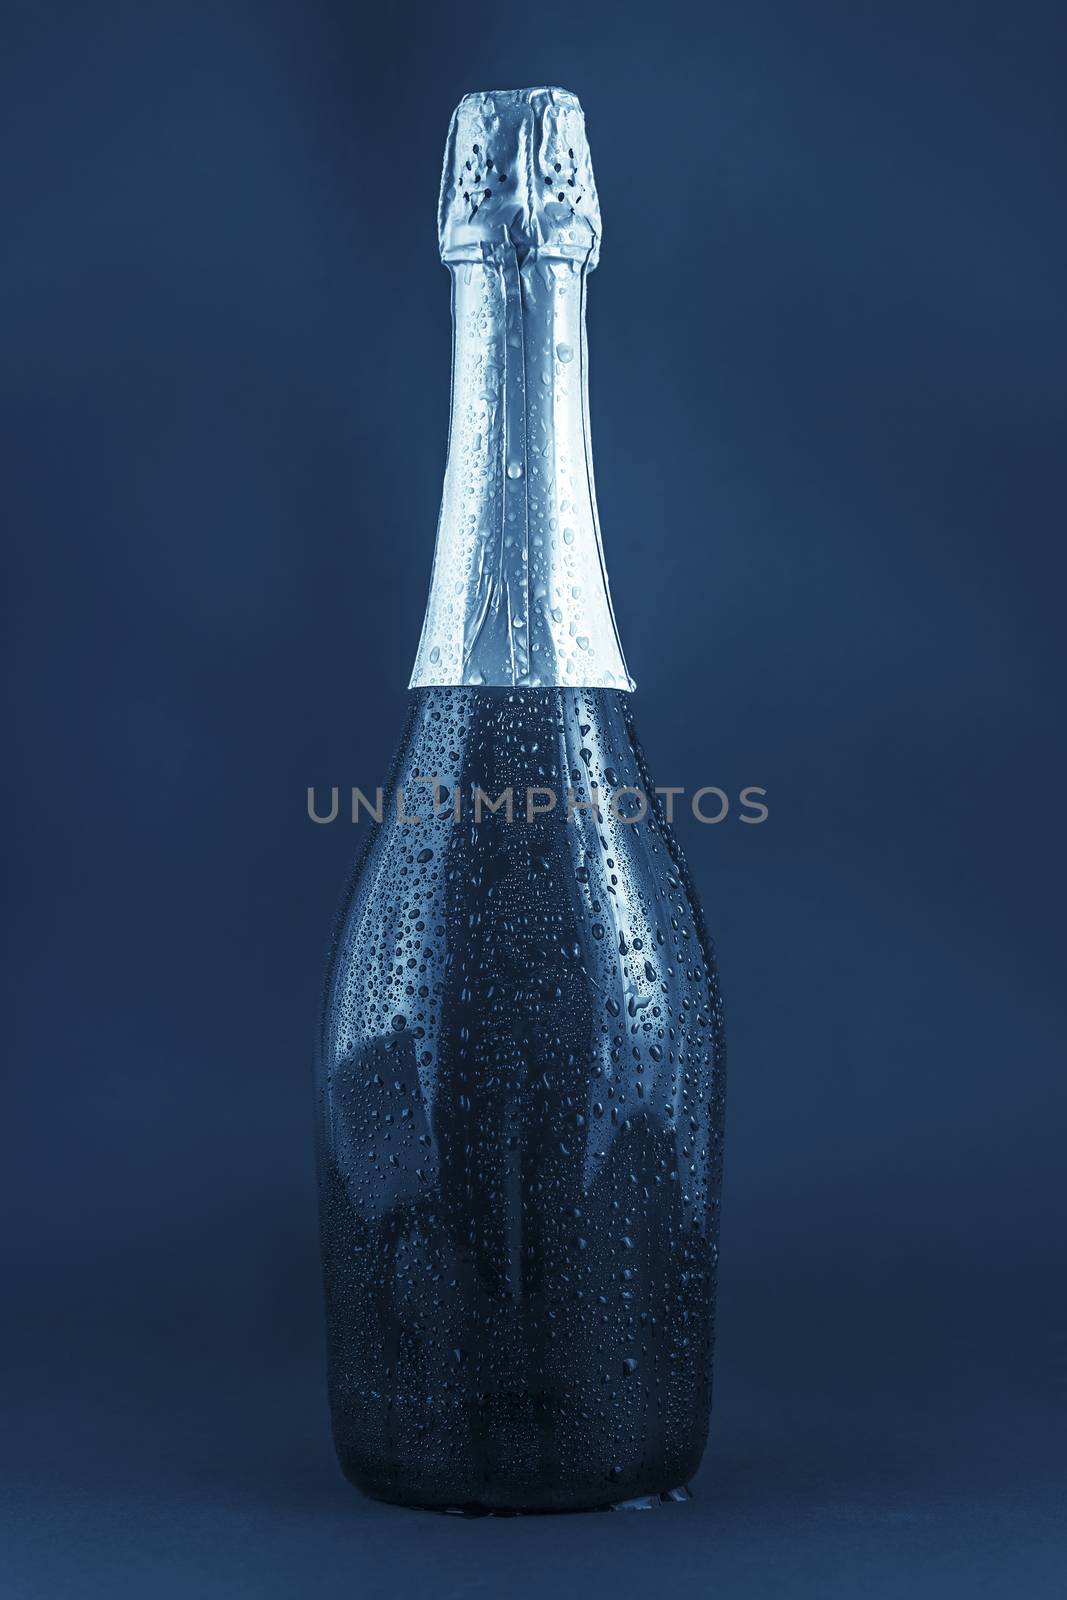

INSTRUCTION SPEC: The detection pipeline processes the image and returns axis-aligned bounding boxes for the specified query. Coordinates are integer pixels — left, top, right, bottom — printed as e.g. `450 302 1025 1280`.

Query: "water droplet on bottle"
506 463 523 479
556 343 574 363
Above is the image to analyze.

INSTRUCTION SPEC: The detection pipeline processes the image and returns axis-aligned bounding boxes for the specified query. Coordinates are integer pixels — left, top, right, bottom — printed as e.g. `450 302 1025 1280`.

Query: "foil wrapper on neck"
409 87 633 692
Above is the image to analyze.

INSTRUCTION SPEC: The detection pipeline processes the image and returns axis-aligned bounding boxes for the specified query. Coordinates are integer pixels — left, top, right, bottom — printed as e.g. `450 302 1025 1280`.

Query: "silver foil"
437 87 601 269
409 88 633 692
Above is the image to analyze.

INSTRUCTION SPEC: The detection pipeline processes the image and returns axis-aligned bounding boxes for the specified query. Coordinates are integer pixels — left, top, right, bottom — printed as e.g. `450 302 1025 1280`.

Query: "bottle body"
317 687 725 1511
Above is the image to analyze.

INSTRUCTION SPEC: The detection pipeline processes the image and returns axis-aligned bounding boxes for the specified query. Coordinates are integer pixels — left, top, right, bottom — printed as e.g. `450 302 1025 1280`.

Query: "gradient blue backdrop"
3 1 1065 1595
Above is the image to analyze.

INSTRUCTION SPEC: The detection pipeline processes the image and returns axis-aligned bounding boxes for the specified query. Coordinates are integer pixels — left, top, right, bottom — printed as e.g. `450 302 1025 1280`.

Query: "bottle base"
359 1483 693 1516
341 1457 695 1515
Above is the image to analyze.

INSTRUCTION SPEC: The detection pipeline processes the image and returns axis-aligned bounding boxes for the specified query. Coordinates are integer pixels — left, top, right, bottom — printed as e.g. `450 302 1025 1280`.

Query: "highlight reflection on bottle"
316 87 726 1513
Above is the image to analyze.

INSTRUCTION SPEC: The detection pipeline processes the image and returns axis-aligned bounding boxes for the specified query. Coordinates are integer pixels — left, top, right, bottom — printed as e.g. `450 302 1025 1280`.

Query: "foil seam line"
577 239 631 690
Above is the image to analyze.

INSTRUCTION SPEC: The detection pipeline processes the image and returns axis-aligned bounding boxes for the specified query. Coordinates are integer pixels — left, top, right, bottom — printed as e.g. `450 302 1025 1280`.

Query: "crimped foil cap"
439 87 601 267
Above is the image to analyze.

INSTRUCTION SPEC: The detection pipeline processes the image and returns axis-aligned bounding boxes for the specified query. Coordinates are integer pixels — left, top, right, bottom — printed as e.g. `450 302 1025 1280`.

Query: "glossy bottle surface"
317 688 725 1510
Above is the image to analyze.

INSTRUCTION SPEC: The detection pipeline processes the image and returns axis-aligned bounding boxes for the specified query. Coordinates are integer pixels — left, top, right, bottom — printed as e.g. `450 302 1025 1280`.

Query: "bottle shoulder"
322 689 722 1069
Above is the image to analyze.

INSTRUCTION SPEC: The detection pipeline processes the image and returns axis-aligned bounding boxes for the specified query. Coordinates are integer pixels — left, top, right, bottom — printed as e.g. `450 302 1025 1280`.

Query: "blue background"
4 0 1065 1594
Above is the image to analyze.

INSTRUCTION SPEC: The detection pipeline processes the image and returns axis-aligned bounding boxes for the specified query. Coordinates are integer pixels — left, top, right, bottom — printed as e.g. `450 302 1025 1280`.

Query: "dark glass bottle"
316 90 726 1513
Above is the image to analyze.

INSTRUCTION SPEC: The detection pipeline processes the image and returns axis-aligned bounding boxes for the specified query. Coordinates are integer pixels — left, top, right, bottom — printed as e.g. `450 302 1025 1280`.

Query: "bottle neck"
409 247 633 691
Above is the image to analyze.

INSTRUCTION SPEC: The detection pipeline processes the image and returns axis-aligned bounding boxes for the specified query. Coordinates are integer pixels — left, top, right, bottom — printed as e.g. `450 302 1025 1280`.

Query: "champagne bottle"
317 87 726 1513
